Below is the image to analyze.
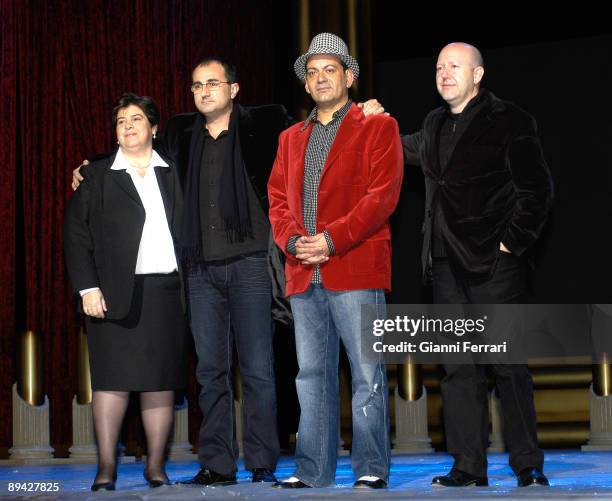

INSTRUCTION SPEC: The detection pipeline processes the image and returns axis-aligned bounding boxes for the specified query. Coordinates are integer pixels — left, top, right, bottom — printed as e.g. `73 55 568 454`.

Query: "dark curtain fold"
0 0 18 453
1 0 278 455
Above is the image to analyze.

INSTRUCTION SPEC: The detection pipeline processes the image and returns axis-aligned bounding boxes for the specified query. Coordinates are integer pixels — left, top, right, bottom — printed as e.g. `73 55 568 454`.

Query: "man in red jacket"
268 33 403 489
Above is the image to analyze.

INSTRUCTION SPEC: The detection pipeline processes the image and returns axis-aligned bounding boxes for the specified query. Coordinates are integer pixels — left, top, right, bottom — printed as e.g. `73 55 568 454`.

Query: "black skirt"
86 273 188 391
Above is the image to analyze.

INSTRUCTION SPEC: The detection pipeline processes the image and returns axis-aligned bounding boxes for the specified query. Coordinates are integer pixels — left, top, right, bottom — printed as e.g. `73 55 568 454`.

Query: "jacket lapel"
237 105 260 190
445 108 493 171
290 122 310 212
424 109 445 177
239 108 254 165
108 156 142 206
321 104 361 179
444 92 503 175
155 164 175 230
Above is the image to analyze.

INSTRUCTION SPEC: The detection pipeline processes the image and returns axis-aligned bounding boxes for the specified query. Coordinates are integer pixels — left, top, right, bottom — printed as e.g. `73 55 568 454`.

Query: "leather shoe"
432 468 488 487
144 471 172 488
354 478 387 489
251 468 277 483
273 479 311 488
91 481 115 491
517 467 549 487
176 468 237 486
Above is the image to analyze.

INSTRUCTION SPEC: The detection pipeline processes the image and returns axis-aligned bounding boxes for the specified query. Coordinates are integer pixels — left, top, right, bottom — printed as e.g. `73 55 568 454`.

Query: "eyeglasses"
190 80 231 93
116 114 146 127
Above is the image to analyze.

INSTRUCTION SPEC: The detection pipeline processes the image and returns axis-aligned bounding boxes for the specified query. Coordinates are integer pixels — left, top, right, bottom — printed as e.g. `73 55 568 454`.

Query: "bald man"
403 43 553 487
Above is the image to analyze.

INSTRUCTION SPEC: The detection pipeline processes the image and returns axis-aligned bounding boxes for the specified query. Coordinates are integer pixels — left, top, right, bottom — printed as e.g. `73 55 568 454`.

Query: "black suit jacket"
160 103 292 214
63 151 183 319
403 90 553 282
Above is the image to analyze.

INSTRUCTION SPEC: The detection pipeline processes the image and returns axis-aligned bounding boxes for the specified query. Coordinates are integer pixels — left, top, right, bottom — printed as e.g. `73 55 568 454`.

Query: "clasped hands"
296 233 330 265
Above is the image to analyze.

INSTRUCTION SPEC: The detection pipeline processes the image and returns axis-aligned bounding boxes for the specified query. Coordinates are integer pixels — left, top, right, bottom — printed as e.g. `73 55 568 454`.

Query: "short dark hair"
111 93 160 127
194 57 237 83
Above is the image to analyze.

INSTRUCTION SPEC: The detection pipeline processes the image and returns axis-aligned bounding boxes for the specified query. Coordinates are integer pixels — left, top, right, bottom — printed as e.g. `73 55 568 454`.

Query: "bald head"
435 42 485 113
440 42 484 68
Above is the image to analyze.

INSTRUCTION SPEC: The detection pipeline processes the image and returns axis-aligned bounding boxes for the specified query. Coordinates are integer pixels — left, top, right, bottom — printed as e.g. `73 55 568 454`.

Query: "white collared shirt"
80 149 178 296
110 148 179 275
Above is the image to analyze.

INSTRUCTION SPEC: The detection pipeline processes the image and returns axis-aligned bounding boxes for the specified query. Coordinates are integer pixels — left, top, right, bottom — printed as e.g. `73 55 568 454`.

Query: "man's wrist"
323 230 335 256
286 235 300 256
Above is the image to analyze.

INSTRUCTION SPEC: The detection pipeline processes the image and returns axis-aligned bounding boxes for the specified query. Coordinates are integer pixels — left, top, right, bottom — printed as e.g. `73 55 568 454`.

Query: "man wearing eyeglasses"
164 58 287 486
71 57 385 487
170 58 384 486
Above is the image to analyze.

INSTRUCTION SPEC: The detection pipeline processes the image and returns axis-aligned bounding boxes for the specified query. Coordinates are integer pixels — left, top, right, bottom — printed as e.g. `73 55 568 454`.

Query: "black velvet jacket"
403 90 553 282
161 103 292 214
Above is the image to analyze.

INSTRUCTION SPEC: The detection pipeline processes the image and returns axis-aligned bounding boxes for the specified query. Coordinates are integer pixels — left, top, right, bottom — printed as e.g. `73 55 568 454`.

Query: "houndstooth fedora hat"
294 32 359 81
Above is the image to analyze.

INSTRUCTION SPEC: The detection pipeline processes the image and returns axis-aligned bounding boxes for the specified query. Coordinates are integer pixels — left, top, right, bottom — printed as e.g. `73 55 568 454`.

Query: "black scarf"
179 105 252 262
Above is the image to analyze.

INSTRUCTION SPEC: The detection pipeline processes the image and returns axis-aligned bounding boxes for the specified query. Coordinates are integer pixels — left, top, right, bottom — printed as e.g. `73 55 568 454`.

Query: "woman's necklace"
128 160 151 169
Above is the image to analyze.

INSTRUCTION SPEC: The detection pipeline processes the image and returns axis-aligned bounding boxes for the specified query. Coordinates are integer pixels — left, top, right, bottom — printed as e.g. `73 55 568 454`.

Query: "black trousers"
432 254 544 477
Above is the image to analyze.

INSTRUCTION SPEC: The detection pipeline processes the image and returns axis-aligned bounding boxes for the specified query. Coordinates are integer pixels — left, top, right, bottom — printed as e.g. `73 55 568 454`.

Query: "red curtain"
1 0 279 454
0 0 18 453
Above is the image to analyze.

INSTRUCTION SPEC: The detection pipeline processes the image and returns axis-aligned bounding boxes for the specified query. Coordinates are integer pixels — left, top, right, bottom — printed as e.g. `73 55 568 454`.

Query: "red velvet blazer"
268 103 403 297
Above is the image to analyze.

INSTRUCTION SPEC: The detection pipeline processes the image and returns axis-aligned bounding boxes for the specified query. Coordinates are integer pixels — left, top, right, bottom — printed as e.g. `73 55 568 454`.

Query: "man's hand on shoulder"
500 242 512 254
72 159 89 191
357 99 389 117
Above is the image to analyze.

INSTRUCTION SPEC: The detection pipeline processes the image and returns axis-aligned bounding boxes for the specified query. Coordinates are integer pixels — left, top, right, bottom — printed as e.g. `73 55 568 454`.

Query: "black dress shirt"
199 129 269 261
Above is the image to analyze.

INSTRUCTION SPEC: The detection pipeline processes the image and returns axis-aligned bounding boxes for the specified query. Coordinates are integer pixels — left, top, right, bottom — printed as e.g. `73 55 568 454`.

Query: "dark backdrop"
2 0 612 455
378 35 612 305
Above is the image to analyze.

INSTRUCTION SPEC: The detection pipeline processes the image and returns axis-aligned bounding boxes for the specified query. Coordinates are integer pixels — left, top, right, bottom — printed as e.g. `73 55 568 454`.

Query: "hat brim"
294 52 360 81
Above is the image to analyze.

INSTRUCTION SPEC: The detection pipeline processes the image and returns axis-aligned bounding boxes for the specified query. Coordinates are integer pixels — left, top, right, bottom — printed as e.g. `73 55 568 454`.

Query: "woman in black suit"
63 93 187 490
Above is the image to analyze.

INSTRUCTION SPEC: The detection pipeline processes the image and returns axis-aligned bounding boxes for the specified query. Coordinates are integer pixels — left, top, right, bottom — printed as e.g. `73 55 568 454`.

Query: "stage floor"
1 450 611 499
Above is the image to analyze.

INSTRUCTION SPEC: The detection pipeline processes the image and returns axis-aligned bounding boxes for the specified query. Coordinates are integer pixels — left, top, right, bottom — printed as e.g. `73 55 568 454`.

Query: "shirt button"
210 225 216 230
439 179 446 186
210 203 215 208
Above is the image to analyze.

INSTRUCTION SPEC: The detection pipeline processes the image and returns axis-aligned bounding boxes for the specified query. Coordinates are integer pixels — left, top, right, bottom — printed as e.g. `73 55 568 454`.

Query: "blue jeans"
289 284 390 487
187 253 279 474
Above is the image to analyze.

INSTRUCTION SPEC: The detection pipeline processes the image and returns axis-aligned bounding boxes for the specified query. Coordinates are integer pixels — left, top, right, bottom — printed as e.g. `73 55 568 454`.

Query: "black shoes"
251 468 277 483
273 479 311 488
177 468 237 486
91 469 117 492
144 471 172 488
432 466 549 488
517 467 549 487
354 478 387 489
432 468 488 487
177 467 276 486
90 481 115 491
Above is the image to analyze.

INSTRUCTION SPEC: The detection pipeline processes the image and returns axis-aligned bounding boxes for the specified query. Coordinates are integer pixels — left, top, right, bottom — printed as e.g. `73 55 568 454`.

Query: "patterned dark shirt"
287 99 351 283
